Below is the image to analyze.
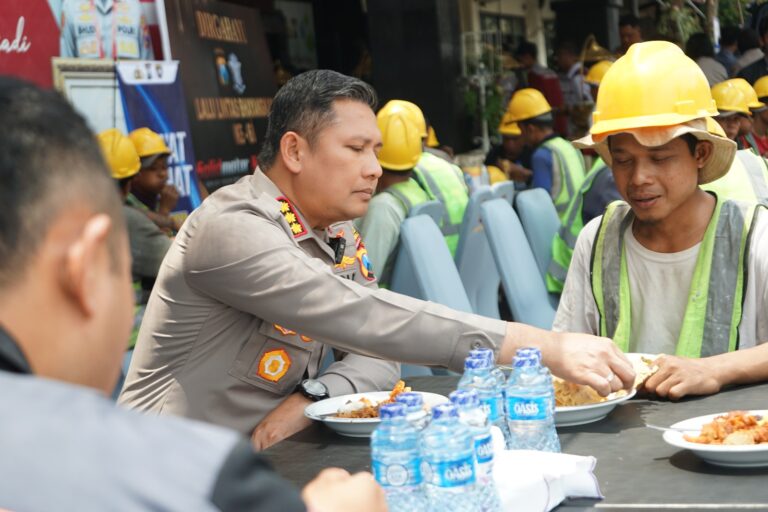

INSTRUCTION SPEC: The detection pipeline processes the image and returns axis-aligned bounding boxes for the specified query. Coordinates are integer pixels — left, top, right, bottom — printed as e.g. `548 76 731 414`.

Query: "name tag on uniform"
116 36 139 58
76 35 100 58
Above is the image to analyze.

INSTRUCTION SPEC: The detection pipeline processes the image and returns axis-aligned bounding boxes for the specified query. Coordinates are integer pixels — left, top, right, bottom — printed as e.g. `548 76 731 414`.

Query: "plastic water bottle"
422 403 481 511
516 347 560 450
459 355 511 447
450 389 502 512
371 403 429 511
469 348 506 389
505 351 560 452
395 391 430 431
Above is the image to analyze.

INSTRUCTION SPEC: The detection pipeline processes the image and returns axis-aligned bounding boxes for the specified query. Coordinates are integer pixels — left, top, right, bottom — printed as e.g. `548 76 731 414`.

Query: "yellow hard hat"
585 60 613 86
129 127 171 158
711 81 751 116
705 116 727 137
498 110 522 136
727 78 766 110
426 126 440 147
590 41 718 136
97 128 141 180
754 76 768 101
505 88 552 122
378 99 427 138
376 110 422 171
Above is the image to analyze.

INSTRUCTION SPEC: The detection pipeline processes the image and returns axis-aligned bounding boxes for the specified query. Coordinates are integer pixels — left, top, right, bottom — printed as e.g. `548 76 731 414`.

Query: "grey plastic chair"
454 186 500 318
491 181 516 204
390 214 473 376
481 198 555 329
515 188 560 280
408 200 446 225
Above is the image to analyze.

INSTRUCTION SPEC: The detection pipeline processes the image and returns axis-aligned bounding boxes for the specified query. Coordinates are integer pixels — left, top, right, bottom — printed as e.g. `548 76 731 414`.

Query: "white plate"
662 410 768 468
304 391 449 437
555 389 636 427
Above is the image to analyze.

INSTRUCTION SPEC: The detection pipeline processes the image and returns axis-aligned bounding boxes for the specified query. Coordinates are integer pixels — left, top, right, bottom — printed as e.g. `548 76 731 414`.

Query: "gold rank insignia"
257 349 291 382
276 196 307 238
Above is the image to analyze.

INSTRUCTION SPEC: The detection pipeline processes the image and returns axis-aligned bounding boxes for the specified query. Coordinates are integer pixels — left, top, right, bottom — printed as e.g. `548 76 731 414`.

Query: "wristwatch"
298 379 329 402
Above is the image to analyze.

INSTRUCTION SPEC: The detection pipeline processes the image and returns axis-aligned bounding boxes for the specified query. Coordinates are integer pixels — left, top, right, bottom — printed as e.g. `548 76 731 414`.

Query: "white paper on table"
490 431 603 512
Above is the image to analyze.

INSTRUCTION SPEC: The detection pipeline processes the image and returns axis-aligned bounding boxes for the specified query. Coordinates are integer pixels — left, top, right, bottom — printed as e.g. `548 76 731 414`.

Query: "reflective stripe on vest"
704 150 768 205
738 151 768 203
413 153 469 254
546 158 606 292
590 200 759 357
383 179 431 213
542 137 586 218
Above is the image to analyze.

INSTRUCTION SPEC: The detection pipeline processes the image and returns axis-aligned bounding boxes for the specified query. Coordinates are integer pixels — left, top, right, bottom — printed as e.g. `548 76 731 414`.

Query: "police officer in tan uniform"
119 70 635 449
60 0 153 60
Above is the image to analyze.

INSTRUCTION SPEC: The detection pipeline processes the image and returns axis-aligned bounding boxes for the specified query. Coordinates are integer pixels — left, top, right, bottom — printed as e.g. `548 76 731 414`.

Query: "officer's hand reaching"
251 393 313 451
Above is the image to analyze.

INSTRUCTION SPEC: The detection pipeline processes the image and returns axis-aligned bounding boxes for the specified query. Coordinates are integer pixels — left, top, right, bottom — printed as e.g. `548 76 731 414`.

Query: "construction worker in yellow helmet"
505 87 586 221
558 40 768 400
356 109 428 286
728 77 768 156
479 110 529 189
710 79 754 142
376 99 468 256
547 60 621 294
98 128 171 349
127 128 182 234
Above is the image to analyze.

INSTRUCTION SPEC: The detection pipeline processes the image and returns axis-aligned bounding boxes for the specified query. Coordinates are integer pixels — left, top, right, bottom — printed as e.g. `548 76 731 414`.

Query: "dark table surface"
264 376 768 510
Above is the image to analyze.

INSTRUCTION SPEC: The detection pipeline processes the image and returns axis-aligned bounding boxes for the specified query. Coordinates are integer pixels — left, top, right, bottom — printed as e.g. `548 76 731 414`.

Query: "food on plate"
629 354 661 388
335 380 412 419
554 377 627 407
684 411 768 445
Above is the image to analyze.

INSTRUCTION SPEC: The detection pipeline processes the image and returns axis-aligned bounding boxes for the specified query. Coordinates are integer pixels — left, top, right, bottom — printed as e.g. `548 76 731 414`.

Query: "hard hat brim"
574 118 737 185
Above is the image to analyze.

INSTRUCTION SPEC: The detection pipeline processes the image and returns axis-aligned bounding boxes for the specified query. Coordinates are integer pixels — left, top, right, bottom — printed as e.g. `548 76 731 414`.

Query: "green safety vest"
542 137 586 221
703 150 768 205
546 158 608 293
412 152 469 255
384 178 431 213
591 199 761 357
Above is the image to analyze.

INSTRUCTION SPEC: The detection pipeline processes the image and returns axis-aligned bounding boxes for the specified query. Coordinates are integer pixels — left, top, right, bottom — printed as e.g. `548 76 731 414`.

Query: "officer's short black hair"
259 70 378 170
0 76 124 287
619 14 640 29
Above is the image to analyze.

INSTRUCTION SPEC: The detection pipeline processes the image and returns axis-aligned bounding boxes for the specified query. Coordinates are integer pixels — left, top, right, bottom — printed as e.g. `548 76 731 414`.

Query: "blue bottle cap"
449 388 480 408
431 403 458 420
513 354 536 368
379 402 406 419
464 356 486 370
469 347 494 362
395 392 424 408
517 347 542 361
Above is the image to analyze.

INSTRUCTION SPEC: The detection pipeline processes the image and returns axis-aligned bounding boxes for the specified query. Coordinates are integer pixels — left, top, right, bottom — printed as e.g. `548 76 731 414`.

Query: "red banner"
0 0 59 87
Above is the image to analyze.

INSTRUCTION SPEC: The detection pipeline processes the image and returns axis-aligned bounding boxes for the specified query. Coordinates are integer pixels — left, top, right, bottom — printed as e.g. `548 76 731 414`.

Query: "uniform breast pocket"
228 324 313 396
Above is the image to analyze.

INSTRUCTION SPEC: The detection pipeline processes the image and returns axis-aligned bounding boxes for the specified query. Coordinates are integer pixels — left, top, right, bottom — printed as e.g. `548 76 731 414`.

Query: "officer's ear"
280 131 305 175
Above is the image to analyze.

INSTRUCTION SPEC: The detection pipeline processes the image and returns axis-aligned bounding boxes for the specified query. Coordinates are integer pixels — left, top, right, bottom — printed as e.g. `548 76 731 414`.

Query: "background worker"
505 87 587 221
379 100 469 255
128 128 182 234
711 79 752 142
547 60 621 294
0 76 384 512
515 40 568 136
737 19 768 84
716 26 740 76
729 78 768 155
751 76 768 155
559 41 768 400
120 70 635 450
686 33 728 87
357 108 428 285
617 15 643 56
484 110 531 186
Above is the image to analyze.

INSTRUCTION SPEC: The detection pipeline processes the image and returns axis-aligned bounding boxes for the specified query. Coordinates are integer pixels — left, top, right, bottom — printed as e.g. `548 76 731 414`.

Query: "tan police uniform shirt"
119 170 506 434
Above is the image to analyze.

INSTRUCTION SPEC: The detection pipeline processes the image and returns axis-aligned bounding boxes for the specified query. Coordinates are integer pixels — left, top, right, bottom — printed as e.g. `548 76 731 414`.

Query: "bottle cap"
431 403 458 420
379 402 406 419
469 347 494 363
513 354 537 368
449 388 480 408
395 392 424 408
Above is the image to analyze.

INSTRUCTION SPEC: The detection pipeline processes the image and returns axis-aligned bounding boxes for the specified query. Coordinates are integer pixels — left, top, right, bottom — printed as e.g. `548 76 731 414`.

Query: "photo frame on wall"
51 57 127 134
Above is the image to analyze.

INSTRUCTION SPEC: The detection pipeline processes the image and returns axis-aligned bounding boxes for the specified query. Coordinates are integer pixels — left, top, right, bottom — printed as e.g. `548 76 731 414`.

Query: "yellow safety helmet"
711 81 751 116
498 110 522 136
585 60 613 86
705 116 727 137
590 41 718 136
505 88 552 122
727 78 766 110
129 127 171 158
426 126 440 147
376 110 422 171
754 76 768 102
378 99 427 138
97 128 141 180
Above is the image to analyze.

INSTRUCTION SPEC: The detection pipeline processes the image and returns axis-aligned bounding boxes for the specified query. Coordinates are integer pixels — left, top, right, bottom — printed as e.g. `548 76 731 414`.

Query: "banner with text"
117 60 201 218
164 0 276 191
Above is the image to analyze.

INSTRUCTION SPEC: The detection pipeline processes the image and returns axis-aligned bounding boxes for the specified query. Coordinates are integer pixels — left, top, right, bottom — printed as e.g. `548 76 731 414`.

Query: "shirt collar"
0 326 32 374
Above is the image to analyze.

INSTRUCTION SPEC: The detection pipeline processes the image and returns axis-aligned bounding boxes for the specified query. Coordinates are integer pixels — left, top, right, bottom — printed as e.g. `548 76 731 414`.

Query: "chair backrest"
492 181 516 204
515 188 560 280
481 198 555 329
390 215 473 313
390 215 472 376
454 186 500 318
408 200 445 226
